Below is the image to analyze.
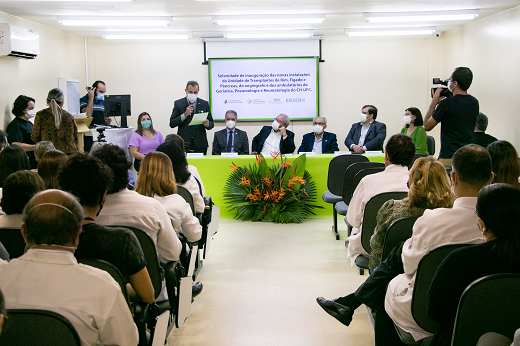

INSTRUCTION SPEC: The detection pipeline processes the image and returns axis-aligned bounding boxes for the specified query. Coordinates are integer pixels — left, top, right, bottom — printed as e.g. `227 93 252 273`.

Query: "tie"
226 130 233 152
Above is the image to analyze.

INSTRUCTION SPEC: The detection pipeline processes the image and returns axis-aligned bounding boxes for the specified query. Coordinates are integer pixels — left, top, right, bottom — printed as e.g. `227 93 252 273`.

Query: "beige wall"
0 11 85 131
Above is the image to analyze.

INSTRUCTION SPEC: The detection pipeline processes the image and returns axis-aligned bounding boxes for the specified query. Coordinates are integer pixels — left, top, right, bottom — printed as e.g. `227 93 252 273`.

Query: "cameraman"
423 67 478 167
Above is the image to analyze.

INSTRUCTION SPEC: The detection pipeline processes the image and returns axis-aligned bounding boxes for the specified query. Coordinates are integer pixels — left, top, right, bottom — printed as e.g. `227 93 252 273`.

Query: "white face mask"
403 115 412 125
225 120 235 130
26 109 36 119
313 125 324 135
187 93 198 103
360 113 368 123
272 120 280 131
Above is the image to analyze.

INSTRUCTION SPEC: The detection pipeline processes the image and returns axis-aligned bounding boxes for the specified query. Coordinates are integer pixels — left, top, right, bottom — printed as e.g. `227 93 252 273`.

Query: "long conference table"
187 153 386 218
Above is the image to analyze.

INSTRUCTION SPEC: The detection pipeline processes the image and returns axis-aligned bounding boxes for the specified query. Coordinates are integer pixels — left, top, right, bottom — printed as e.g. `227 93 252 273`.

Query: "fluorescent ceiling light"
17 0 132 1
103 34 191 40
224 31 314 39
58 17 172 26
364 10 480 23
346 28 436 37
213 15 325 26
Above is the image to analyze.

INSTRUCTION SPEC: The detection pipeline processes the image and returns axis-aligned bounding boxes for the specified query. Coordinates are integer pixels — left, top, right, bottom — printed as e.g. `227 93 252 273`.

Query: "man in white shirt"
346 134 415 266
251 114 296 156
0 189 138 346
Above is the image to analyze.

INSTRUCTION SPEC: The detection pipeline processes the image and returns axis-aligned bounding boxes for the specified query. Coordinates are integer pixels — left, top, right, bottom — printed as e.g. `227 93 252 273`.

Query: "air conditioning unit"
0 23 39 59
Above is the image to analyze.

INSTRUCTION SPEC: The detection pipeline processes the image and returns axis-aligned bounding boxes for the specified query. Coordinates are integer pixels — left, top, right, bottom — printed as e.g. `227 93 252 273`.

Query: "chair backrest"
77 258 130 306
360 191 408 253
342 162 385 204
352 167 386 196
427 136 435 156
410 153 428 169
381 216 419 262
0 309 81 346
177 185 195 216
411 244 468 334
326 154 369 196
0 228 25 259
451 273 520 346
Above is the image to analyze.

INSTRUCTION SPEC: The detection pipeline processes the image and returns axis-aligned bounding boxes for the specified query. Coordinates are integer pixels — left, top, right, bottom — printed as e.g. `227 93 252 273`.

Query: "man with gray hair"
298 116 339 154
473 112 497 148
0 189 138 346
212 110 249 155
252 113 295 156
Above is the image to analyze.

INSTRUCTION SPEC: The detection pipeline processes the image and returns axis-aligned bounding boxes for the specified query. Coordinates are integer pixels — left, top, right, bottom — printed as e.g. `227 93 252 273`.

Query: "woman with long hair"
128 112 164 172
401 107 429 155
0 145 30 188
427 183 520 346
31 88 78 153
37 149 68 189
135 151 201 243
486 140 520 189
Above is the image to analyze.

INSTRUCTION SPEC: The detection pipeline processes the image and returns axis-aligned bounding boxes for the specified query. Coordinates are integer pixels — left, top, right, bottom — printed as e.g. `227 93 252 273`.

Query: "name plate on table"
334 151 351 157
186 153 204 159
221 153 238 158
365 151 383 157
299 152 316 157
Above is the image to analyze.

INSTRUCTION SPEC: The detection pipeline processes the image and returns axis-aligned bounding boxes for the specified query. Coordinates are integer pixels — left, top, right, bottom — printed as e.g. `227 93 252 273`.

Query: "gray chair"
322 154 369 240
410 153 428 169
354 191 408 275
451 273 520 346
176 185 202 280
381 216 419 262
427 136 435 156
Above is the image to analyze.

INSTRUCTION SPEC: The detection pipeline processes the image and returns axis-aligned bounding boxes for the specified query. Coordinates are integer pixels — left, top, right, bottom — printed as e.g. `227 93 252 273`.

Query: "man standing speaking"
170 81 214 154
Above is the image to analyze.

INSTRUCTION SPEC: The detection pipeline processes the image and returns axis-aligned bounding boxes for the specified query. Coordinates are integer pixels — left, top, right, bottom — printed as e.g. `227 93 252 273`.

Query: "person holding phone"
80 80 111 127
251 114 295 156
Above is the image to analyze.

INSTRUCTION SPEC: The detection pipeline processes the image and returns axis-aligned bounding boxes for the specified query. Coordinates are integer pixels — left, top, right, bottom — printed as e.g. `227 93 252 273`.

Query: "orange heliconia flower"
255 155 264 165
261 176 272 187
239 177 251 186
230 163 239 172
282 160 292 168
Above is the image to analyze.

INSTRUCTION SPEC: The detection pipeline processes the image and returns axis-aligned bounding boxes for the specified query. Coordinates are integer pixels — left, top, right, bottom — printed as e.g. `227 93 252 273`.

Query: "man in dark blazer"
212 110 249 155
169 81 214 154
472 112 497 148
298 116 339 154
344 105 386 153
252 114 295 156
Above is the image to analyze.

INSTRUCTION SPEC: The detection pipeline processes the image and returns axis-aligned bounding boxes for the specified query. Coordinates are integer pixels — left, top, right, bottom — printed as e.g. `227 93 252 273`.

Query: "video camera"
431 78 453 98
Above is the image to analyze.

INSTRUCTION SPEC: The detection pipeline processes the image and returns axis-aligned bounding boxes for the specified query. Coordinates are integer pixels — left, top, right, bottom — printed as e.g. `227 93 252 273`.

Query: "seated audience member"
317 144 492 344
298 116 339 154
58 153 154 304
91 144 182 264
157 141 205 213
212 110 249 155
165 133 206 196
136 152 202 243
427 184 520 346
477 329 520 346
7 95 37 168
473 112 498 148
345 105 386 153
0 170 45 228
486 140 520 189
129 112 164 172
0 145 30 188
34 141 55 162
251 114 296 156
0 189 138 346
369 156 454 269
346 134 414 266
37 149 68 189
401 107 429 155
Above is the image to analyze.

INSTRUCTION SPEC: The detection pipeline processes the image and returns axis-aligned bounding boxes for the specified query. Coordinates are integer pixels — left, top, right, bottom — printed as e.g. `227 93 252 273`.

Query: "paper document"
189 112 209 126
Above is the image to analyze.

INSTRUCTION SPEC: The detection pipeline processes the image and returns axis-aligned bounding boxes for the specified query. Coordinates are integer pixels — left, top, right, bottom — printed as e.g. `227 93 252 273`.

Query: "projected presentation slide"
209 57 318 121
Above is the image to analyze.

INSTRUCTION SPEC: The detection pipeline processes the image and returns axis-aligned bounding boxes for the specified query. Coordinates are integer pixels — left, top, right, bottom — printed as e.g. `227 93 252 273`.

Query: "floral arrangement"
223 153 323 223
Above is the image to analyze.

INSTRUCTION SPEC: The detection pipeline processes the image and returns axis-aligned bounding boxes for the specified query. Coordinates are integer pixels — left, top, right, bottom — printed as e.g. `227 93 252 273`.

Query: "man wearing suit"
212 110 249 155
473 112 497 148
345 105 387 153
169 81 214 154
252 114 295 156
298 116 339 154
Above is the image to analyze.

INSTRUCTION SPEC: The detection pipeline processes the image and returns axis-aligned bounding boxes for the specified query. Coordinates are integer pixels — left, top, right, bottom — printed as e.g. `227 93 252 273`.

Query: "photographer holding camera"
423 67 479 167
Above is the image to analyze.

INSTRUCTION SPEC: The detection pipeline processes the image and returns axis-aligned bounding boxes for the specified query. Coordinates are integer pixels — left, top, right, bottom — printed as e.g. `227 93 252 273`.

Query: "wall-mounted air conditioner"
0 23 39 59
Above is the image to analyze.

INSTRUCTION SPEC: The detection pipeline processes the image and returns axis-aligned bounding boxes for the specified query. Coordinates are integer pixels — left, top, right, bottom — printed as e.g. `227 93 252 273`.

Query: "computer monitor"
104 94 131 128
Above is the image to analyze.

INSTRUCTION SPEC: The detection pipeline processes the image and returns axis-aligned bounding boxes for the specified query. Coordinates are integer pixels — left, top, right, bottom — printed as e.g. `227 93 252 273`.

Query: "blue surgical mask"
96 93 104 101
141 120 152 129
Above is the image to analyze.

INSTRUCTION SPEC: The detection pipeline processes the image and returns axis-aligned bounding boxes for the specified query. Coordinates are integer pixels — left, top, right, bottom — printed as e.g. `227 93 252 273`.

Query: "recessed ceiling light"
103 34 191 40
364 10 480 23
58 17 172 26
224 31 314 39
346 27 437 37
213 15 325 26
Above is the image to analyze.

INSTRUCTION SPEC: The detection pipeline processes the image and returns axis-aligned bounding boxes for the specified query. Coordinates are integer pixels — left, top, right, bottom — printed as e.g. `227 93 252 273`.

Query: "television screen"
209 57 318 121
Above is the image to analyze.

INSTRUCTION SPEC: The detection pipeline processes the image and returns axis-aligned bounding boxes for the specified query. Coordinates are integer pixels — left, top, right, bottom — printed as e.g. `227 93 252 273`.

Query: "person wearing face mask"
424 67 479 167
212 110 249 155
7 95 38 168
169 80 214 154
298 116 339 154
251 114 296 156
128 112 164 172
401 107 429 155
345 105 387 153
80 80 111 127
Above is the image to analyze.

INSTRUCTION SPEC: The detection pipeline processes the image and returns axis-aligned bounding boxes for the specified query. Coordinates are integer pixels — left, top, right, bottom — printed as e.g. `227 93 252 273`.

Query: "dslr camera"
431 78 453 98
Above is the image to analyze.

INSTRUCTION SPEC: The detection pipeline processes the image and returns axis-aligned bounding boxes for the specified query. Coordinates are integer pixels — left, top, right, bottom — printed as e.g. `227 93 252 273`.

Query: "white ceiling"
0 0 519 38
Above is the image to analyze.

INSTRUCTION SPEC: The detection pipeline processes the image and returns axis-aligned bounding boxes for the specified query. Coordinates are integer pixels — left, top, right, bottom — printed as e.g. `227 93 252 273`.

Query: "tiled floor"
168 217 375 346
